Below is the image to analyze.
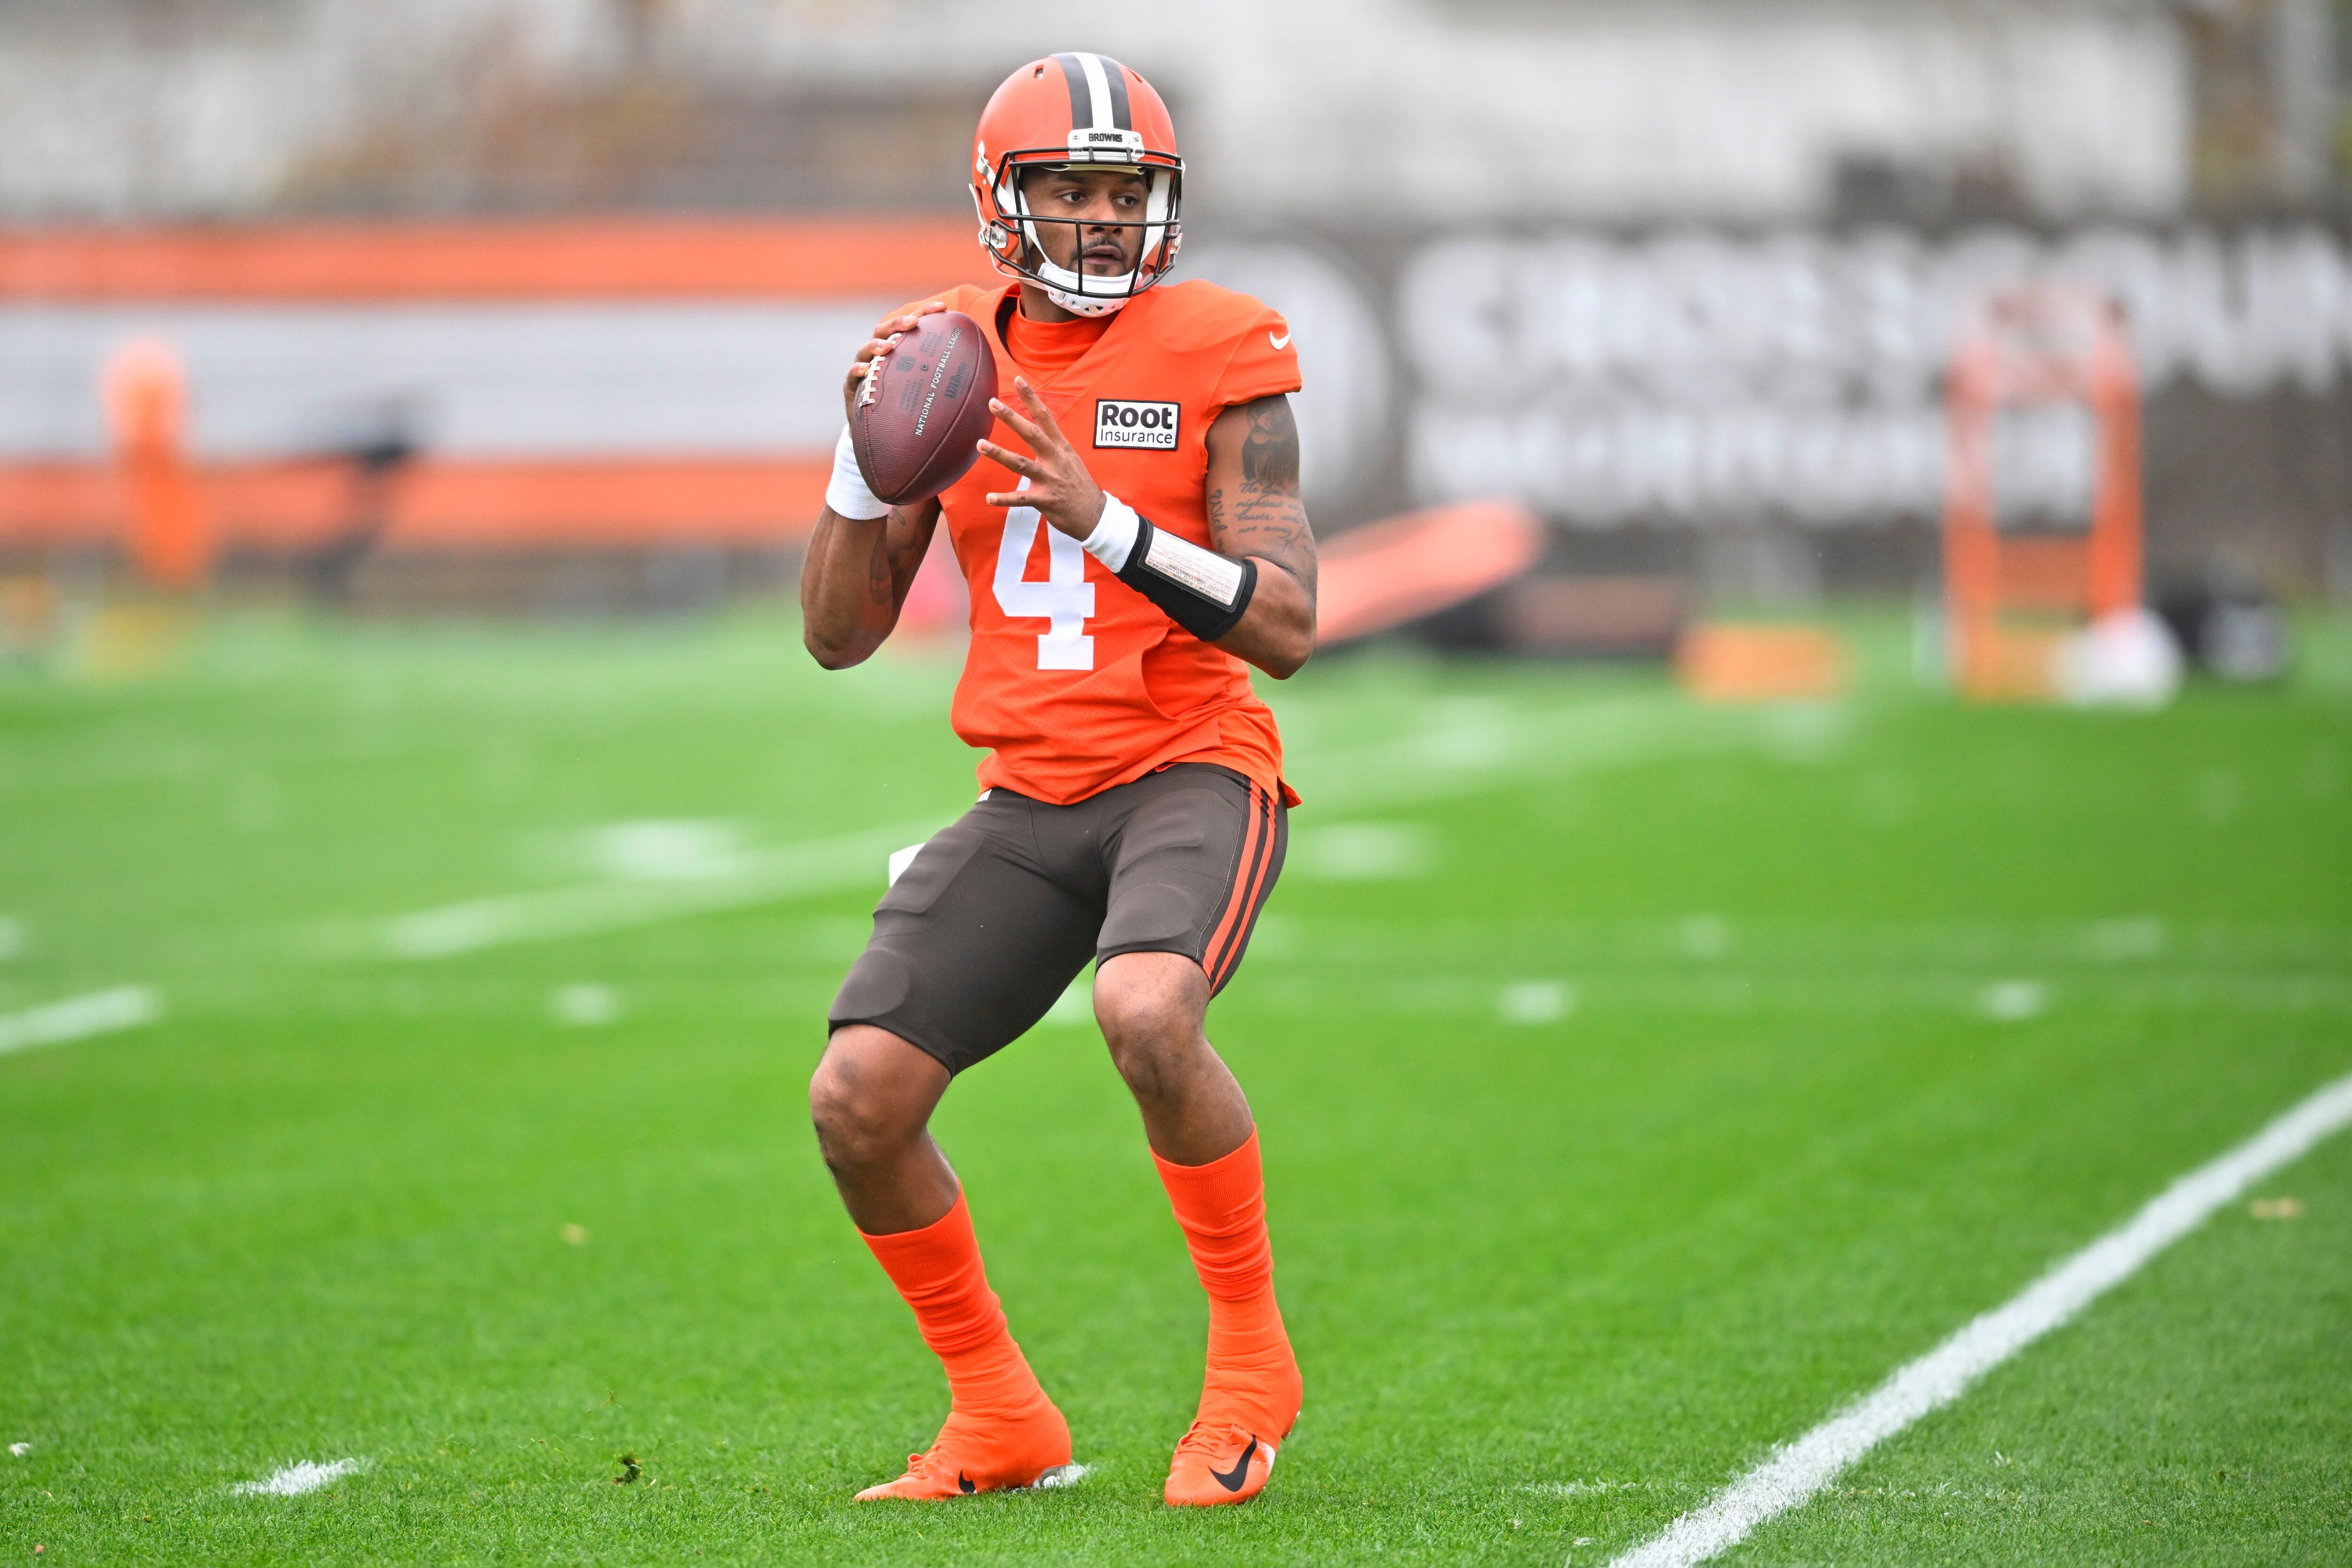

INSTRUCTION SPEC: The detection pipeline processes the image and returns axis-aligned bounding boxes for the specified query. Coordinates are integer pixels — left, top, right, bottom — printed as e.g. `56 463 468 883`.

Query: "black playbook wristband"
1115 516 1258 643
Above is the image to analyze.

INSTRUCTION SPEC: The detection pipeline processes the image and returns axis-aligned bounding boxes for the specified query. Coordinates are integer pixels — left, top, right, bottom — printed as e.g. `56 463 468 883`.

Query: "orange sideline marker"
103 338 210 592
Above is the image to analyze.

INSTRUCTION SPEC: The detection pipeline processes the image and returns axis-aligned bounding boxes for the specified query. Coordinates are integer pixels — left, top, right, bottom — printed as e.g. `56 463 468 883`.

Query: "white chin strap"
1034 255 1140 317
1003 166 1173 317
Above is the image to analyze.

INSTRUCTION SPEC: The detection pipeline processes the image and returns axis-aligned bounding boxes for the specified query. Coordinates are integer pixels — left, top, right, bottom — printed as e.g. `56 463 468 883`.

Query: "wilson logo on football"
1094 399 1180 450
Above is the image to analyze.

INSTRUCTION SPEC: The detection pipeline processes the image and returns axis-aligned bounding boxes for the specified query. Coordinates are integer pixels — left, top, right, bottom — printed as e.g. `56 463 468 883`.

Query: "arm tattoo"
1240 398 1301 492
1209 396 1317 603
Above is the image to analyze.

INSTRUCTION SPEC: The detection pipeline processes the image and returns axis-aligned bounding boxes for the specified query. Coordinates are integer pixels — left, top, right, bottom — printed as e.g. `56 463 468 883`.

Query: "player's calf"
809 1024 958 1235
809 1029 1073 1502
1094 951 1255 1166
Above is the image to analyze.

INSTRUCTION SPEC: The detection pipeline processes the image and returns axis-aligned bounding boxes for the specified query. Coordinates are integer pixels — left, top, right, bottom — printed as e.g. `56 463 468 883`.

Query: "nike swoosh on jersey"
1269 331 1291 350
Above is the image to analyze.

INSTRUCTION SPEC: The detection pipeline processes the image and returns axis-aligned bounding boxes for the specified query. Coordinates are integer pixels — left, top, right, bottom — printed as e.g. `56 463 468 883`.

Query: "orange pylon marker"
1943 286 2141 701
104 337 212 592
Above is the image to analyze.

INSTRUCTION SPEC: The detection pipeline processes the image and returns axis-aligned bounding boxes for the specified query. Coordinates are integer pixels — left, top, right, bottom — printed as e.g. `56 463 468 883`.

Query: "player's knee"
1094 972 1181 1048
1093 961 1204 1093
808 1051 901 1174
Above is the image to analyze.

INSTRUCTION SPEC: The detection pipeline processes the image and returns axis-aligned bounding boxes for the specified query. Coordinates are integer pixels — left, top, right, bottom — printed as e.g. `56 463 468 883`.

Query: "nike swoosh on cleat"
1210 1437 1257 1493
958 1472 975 1494
1269 331 1290 350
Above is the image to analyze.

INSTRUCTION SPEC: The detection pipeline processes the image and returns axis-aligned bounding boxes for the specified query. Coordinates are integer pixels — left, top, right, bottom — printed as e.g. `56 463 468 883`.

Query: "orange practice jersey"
894 279 1303 807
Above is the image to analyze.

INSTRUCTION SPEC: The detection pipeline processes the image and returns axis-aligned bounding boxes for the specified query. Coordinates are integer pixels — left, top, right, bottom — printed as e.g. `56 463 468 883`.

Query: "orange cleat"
1163 1413 1293 1506
853 1400 1076 1502
1163 1304 1303 1507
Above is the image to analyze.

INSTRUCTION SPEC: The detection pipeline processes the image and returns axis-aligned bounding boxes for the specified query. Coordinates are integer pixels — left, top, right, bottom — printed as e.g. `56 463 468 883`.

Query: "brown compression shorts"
826 762 1287 1076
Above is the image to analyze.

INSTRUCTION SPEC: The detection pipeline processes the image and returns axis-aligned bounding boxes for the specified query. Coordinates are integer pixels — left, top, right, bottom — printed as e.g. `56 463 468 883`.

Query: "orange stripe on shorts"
1204 785 1279 982
1207 783 1276 987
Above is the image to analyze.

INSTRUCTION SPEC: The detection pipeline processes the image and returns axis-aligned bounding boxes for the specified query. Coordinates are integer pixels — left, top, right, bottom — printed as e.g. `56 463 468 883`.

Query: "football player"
799 53 1315 1508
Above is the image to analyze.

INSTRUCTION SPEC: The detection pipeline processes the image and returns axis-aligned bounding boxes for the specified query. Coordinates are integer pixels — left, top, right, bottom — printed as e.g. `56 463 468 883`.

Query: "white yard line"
1601 1066 2352 1568
343 695 1789 963
369 820 940 960
230 1457 368 1496
0 985 161 1057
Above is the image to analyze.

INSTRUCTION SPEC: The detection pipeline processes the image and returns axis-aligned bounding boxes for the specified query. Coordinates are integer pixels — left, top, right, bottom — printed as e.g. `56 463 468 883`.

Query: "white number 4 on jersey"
992 478 1095 671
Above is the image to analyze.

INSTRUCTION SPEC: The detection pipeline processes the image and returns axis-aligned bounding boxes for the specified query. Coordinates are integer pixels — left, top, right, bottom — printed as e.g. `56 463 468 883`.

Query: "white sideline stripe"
230 1457 367 1496
1602 1066 2352 1568
373 821 939 959
0 985 161 1057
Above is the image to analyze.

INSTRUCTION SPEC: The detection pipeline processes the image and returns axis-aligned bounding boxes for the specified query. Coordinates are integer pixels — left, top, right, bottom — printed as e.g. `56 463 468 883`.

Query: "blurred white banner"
1401 224 2352 527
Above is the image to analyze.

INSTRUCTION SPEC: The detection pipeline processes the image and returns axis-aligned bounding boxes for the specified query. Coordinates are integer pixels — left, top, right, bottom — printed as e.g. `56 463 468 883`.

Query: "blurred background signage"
0 0 2348 609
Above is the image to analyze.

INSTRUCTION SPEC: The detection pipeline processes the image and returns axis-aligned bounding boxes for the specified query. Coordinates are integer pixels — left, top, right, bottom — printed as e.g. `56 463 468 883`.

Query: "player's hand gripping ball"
846 306 999 506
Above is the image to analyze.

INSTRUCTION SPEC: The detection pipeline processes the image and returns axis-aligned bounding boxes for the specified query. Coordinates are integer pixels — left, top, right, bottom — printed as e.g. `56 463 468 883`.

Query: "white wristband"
825 425 890 520
1082 493 1142 573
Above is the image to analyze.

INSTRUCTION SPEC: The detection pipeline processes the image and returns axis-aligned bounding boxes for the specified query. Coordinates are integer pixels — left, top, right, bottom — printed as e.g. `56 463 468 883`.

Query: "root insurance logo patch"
1094 399 1180 449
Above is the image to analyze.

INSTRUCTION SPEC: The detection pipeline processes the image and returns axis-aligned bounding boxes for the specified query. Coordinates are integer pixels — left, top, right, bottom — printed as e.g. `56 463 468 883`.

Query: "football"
850 310 998 506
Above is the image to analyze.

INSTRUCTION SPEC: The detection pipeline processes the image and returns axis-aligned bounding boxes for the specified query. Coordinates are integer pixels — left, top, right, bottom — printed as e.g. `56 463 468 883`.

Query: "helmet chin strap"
1001 171 1170 317
1034 253 1138 318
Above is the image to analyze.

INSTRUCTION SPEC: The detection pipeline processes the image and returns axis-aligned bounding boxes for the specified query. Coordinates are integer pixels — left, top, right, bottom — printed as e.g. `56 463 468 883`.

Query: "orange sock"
1153 1130 1301 1436
861 1191 1050 1421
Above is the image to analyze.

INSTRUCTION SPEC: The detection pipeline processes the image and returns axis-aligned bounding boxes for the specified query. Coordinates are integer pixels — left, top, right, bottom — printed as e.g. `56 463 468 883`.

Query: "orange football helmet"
971 54 1183 316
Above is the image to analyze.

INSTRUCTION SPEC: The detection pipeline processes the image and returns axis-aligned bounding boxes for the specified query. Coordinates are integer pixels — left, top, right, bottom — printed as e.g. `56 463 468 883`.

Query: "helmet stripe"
1073 51 1115 132
1091 54 1133 132
1050 53 1090 131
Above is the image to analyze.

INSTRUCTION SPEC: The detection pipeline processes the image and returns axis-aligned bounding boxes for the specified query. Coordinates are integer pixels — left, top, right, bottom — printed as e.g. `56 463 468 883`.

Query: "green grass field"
3 609 2349 1565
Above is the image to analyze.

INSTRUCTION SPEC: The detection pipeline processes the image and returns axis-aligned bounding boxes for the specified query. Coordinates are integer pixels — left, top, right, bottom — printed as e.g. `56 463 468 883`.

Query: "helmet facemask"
976 139 1184 317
